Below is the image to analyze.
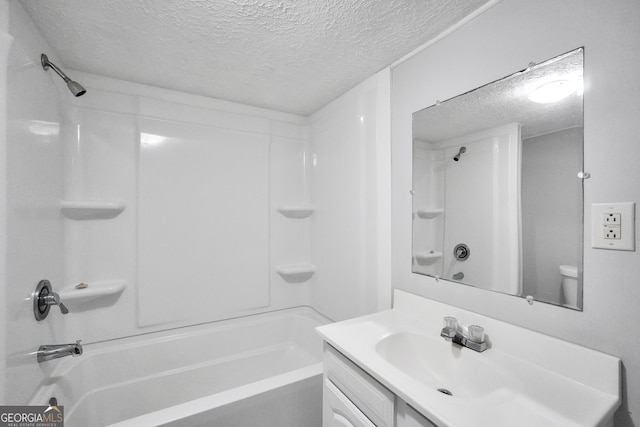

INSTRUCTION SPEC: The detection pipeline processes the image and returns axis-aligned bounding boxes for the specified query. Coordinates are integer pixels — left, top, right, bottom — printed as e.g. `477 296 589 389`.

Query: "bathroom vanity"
322 342 436 427
316 290 621 427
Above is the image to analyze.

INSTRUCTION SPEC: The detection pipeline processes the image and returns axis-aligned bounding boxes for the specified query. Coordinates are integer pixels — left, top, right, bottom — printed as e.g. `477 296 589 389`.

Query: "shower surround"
2 1 391 416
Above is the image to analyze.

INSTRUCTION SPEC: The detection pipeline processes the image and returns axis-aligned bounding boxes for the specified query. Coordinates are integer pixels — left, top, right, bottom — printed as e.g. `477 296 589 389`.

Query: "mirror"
411 48 584 310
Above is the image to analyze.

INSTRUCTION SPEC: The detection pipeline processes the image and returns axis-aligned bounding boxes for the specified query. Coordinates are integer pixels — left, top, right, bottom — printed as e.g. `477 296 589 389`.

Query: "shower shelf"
276 205 315 219
414 251 443 265
416 208 444 219
60 200 126 220
276 263 316 283
58 281 126 306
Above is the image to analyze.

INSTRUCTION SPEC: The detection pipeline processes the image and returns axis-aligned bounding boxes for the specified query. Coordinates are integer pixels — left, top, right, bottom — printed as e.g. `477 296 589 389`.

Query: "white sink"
317 290 621 427
375 331 513 399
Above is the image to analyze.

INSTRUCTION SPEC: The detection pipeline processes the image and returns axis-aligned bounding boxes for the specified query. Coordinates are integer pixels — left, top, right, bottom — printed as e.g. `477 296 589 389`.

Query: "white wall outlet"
603 225 620 240
604 213 621 226
591 202 635 251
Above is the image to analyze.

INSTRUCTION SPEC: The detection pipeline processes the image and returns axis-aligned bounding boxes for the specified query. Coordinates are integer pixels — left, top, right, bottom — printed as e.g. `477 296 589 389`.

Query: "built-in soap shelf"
276 263 316 283
58 280 126 306
416 208 444 219
276 204 315 219
60 200 126 220
414 251 443 265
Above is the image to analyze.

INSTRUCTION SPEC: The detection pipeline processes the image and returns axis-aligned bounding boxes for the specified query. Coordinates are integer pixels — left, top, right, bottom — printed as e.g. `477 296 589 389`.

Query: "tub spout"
37 340 83 363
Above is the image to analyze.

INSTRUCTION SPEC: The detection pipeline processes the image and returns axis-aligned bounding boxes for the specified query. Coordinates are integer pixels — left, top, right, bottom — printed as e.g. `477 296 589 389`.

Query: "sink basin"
316 290 621 427
375 332 511 399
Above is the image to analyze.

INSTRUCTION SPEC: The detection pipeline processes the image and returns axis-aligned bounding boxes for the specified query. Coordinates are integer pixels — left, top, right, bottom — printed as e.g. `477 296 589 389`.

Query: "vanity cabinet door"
323 344 395 426
324 378 376 427
396 400 438 427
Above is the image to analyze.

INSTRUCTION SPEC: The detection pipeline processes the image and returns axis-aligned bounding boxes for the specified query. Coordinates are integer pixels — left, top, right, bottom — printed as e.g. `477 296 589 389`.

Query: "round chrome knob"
453 243 470 261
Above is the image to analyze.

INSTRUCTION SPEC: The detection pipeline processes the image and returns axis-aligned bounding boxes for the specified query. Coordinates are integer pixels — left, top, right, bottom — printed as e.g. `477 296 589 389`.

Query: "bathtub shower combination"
30 308 329 427
5 2 388 425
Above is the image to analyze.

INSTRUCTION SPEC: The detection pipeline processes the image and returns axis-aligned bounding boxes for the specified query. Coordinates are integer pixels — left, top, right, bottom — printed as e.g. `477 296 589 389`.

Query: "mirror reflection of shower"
453 146 466 161
411 123 522 295
411 47 584 310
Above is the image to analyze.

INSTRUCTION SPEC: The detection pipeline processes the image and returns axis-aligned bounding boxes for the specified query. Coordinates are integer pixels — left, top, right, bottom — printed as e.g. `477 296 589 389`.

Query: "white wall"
0 0 10 406
522 128 583 305
310 69 392 321
59 72 314 338
4 1 68 404
60 61 392 338
391 0 640 424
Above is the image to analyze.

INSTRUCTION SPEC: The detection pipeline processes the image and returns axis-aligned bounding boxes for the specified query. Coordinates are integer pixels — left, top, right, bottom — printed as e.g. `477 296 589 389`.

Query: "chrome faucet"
33 280 69 321
37 340 83 363
440 317 487 352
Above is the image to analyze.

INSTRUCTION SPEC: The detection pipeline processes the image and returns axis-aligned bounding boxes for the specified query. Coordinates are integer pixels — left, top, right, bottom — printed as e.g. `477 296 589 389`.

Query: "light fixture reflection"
28 120 60 136
140 133 168 147
528 76 583 104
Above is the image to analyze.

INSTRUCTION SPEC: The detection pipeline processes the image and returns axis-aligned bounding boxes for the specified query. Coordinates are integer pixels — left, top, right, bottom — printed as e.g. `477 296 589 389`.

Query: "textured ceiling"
19 0 492 115
413 48 584 142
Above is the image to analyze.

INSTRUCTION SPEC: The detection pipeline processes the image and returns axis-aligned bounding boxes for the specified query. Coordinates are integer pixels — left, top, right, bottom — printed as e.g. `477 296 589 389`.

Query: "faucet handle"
468 325 485 343
441 316 458 340
34 280 69 320
42 291 69 314
58 299 69 315
444 316 458 330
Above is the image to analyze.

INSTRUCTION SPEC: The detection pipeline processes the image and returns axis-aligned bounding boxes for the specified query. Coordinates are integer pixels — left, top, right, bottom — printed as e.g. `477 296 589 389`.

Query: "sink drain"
437 388 453 396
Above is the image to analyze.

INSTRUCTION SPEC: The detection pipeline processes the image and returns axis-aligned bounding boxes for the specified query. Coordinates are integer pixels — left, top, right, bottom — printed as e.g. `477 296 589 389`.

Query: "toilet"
559 264 578 309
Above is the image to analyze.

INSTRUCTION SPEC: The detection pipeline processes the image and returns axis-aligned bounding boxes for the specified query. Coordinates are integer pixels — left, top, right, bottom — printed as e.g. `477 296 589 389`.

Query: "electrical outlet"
603 213 622 239
604 213 621 225
592 202 635 251
603 226 620 239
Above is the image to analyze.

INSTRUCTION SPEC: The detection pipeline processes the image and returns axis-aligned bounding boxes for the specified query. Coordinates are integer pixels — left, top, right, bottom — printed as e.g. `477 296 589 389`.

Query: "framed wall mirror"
411 48 584 310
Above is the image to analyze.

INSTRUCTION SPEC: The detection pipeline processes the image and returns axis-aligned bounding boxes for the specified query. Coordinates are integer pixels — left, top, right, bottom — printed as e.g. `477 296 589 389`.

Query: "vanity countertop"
317 290 621 427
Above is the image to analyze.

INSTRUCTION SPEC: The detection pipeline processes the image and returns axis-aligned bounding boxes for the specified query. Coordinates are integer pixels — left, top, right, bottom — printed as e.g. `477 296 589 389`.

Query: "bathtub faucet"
37 340 83 363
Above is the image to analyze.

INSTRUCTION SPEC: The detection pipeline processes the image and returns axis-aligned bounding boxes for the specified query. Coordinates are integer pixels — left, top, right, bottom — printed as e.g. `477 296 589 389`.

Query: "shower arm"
41 53 86 97
41 54 72 83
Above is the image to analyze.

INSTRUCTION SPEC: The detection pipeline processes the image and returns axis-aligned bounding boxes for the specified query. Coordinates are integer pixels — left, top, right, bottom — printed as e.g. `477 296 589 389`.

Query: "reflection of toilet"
560 265 578 309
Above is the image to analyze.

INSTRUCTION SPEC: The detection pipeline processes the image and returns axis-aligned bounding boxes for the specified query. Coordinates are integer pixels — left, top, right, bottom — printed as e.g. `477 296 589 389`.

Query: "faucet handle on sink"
468 325 485 343
441 316 458 339
444 316 458 330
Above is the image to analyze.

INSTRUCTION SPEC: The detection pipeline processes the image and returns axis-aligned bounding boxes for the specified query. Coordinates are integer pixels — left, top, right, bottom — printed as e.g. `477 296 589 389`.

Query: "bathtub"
29 307 331 427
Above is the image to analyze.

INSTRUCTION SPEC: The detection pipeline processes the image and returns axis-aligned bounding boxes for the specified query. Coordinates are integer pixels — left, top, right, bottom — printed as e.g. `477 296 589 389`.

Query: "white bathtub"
29 307 331 427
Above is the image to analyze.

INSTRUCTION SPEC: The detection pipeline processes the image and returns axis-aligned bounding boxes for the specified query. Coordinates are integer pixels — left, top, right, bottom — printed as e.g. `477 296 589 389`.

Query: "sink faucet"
37 340 83 363
440 317 487 352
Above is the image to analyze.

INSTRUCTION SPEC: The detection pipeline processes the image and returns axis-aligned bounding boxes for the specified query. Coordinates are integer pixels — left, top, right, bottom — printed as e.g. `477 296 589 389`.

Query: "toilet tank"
559 264 578 278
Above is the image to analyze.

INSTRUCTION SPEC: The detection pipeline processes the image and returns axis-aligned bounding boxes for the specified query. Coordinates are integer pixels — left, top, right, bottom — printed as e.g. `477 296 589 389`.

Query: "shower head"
66 80 86 97
453 146 466 162
41 54 86 97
